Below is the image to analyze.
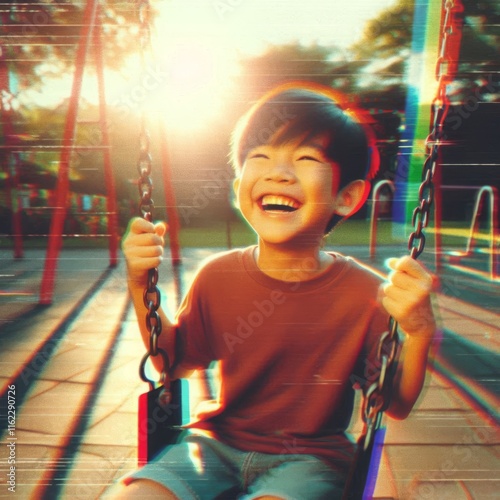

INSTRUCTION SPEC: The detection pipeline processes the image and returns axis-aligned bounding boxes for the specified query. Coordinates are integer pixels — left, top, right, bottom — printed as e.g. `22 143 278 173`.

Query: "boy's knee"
253 497 285 500
104 479 179 499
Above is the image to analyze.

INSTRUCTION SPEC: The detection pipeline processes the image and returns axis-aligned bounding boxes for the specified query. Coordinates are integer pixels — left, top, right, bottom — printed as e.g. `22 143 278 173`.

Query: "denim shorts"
123 431 346 499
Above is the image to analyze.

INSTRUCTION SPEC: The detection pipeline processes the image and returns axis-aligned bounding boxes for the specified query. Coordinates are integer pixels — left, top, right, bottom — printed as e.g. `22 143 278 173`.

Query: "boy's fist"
381 256 436 340
122 217 167 282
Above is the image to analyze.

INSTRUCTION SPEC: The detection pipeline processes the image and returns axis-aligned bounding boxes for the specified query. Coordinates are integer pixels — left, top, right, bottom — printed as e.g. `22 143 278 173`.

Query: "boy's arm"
380 256 436 420
122 218 192 379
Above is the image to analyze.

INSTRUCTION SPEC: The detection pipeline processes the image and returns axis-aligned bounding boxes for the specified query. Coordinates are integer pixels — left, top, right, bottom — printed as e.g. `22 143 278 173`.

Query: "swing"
133 0 463 496
135 120 189 465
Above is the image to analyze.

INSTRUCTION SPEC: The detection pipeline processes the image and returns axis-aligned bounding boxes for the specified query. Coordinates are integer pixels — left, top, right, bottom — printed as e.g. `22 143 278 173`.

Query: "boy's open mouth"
260 194 301 213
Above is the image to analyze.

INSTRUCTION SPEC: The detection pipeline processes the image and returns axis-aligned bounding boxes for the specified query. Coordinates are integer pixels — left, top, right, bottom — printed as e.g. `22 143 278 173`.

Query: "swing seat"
342 427 386 500
137 379 385 500
138 379 189 466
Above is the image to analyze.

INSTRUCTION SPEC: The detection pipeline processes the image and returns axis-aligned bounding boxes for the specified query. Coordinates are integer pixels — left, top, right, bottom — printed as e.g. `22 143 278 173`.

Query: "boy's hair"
230 82 379 232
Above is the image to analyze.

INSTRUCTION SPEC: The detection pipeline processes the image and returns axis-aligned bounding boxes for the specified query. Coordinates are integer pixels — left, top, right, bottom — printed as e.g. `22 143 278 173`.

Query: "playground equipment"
0 1 119 304
439 185 499 281
2 2 488 500
0 1 182 305
369 179 395 259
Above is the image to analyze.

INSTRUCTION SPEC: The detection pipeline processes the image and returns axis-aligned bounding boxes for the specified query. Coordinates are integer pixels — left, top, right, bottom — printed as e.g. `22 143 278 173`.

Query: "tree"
233 43 347 102
0 1 151 91
348 0 414 109
349 0 499 106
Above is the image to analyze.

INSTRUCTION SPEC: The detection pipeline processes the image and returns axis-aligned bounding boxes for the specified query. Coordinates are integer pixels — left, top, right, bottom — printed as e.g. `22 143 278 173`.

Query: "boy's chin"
256 231 324 249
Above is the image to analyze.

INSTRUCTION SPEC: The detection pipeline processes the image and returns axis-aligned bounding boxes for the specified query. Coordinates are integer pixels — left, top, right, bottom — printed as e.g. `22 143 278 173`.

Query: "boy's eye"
297 155 321 162
248 152 269 160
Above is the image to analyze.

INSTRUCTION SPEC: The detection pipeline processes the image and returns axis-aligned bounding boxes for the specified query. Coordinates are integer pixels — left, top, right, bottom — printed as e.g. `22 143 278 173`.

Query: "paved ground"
0 245 498 499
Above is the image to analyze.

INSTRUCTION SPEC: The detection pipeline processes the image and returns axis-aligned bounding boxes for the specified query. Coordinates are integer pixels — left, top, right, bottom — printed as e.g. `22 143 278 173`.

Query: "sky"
23 0 400 128
155 0 398 54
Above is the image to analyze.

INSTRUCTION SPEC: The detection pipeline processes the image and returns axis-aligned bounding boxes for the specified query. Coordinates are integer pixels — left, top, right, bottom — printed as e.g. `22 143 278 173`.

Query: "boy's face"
233 135 342 248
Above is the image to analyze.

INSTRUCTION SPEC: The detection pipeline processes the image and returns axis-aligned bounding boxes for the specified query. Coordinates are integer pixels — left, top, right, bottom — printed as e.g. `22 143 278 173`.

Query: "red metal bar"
159 120 182 266
39 0 99 305
94 6 118 267
2 153 24 259
432 0 464 274
433 151 443 272
0 21 23 259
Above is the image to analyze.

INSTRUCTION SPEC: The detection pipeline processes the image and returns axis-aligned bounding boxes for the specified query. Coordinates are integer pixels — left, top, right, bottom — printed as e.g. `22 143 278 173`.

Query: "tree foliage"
349 0 499 104
2 0 498 224
234 43 346 101
0 1 149 91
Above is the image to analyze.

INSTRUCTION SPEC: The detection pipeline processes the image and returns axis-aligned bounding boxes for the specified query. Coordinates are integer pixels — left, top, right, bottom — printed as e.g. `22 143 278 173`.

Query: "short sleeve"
173 270 216 371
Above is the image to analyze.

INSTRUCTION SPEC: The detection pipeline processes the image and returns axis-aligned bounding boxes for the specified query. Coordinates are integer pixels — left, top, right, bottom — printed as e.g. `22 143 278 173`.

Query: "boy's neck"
254 241 334 282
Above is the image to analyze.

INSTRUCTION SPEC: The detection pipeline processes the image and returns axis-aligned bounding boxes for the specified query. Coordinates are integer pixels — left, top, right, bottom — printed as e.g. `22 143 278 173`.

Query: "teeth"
261 195 300 209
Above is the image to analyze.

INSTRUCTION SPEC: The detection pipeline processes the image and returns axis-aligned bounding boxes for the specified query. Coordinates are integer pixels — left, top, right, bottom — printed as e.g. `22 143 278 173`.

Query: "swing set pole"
40 0 118 304
0 15 24 260
94 7 119 268
159 121 182 266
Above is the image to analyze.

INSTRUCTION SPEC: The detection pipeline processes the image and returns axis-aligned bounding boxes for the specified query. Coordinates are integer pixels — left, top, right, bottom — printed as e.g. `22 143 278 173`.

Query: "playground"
1 0 499 498
0 238 498 498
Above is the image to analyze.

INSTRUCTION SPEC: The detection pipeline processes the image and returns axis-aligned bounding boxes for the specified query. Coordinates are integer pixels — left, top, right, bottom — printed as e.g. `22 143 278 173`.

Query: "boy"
114 83 435 499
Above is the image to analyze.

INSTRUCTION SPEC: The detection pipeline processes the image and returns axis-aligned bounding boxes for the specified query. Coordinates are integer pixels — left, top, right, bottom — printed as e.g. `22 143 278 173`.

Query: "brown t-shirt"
174 246 388 472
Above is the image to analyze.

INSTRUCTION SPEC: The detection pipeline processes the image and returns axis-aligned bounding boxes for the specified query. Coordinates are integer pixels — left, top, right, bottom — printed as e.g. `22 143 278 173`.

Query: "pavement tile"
403 479 483 500
61 444 137 500
0 443 65 499
413 383 466 411
41 346 103 382
463 478 500 500
24 379 60 400
82 410 137 447
12 428 70 448
383 443 500 498
89 375 143 419
15 381 88 436
385 411 496 445
3 248 500 498
372 450 399 499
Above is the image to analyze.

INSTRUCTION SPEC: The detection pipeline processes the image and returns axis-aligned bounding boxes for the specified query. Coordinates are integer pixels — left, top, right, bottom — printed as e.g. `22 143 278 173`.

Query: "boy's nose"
265 161 296 183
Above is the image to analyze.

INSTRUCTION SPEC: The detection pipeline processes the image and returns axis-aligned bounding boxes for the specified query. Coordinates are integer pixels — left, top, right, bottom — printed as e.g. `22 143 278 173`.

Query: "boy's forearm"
386 332 434 420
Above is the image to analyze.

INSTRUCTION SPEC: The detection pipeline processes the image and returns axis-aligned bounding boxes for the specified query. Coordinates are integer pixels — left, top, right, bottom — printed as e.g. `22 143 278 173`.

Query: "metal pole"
159 120 182 266
369 180 395 259
465 186 498 280
94 5 118 267
0 15 23 259
39 0 99 305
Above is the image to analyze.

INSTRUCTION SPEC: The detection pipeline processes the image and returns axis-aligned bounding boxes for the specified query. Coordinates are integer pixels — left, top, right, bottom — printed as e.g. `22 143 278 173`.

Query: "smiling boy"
113 83 435 499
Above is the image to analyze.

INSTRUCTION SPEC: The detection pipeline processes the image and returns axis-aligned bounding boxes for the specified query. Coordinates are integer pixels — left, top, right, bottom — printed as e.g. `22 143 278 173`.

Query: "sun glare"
151 38 236 131
19 0 399 131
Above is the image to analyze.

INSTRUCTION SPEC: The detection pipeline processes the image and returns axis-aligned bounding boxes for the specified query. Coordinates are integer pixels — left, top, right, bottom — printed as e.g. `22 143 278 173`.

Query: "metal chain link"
135 0 171 400
361 0 463 451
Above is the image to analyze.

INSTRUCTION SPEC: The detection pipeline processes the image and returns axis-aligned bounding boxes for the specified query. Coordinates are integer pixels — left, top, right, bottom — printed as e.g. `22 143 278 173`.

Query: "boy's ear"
333 180 370 217
232 177 241 209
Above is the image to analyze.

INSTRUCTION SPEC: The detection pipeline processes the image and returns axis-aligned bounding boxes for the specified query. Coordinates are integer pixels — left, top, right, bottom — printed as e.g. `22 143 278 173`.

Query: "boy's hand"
122 217 167 283
381 256 436 340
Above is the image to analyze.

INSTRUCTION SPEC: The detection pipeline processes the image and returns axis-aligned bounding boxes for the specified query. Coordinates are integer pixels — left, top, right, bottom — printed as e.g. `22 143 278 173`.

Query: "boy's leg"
242 454 345 500
104 479 178 499
113 432 241 500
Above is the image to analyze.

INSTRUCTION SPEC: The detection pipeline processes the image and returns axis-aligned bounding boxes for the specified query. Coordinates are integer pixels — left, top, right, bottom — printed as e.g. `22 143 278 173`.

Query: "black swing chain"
360 0 462 451
136 0 172 402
